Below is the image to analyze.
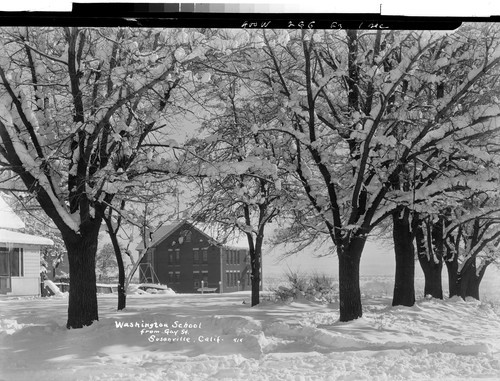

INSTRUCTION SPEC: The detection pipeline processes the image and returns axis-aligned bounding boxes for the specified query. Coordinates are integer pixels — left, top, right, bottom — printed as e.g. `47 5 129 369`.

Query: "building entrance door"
0 247 11 294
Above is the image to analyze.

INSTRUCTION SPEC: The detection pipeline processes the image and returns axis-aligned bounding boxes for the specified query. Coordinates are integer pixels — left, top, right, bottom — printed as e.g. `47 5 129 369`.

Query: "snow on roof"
150 220 186 247
0 195 25 229
134 220 187 252
136 220 248 251
0 228 54 246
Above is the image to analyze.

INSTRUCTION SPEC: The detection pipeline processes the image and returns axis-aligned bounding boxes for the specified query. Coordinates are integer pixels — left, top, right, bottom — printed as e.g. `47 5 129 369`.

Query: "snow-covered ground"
1 283 500 380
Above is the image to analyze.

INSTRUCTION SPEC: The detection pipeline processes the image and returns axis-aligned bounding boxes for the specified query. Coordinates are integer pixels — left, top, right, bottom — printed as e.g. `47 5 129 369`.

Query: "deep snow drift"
1 284 500 380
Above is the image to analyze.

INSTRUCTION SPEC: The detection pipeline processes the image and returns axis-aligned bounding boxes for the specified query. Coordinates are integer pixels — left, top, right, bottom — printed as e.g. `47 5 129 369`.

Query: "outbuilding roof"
0 228 54 246
0 195 25 229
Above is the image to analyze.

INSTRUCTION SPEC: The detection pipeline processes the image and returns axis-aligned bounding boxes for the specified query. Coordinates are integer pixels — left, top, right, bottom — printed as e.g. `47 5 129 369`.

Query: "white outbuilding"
0 195 53 296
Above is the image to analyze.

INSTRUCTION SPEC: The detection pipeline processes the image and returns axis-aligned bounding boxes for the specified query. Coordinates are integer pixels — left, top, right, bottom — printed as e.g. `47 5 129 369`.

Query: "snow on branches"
0 27 253 234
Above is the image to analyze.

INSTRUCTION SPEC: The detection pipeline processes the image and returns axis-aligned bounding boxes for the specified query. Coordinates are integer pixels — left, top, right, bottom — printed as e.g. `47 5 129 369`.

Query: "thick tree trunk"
117 283 126 310
64 223 100 329
415 221 443 299
251 262 260 307
465 276 480 300
458 258 489 301
250 239 263 307
392 208 415 307
338 236 365 322
445 255 459 298
243 204 264 307
419 259 443 299
458 265 477 300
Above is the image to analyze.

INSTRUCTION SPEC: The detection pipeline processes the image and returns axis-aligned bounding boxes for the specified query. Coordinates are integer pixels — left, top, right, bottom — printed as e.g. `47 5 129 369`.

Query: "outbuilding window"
0 247 23 277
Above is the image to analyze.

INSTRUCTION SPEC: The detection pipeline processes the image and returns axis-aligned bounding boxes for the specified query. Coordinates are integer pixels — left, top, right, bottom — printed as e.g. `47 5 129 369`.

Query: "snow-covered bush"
272 271 338 304
127 283 176 295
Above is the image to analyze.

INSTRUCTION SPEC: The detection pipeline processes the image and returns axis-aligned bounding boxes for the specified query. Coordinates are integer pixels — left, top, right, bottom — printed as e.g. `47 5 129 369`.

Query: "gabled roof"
135 220 210 251
149 220 189 248
0 195 25 230
0 228 54 246
136 220 247 251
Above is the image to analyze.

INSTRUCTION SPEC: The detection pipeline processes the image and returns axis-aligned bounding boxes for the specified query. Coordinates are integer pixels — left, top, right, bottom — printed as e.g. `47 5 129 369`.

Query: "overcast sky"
263 238 396 278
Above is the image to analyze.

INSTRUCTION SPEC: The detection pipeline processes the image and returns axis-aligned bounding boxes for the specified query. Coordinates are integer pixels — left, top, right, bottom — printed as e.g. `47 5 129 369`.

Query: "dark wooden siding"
221 247 252 292
150 222 222 293
140 222 251 293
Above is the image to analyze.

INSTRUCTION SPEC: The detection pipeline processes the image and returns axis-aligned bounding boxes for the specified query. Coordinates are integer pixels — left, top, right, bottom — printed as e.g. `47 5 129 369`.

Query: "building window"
168 250 174 264
175 249 180 264
193 249 199 264
226 272 230 285
193 271 200 288
0 247 23 277
174 271 180 283
202 249 208 264
0 247 8 276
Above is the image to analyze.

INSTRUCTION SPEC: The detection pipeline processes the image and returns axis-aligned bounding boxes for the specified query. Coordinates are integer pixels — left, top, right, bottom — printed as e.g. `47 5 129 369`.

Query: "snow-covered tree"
441 192 500 299
412 199 500 301
187 78 290 306
215 26 500 321
96 242 118 281
102 179 181 310
0 27 246 328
